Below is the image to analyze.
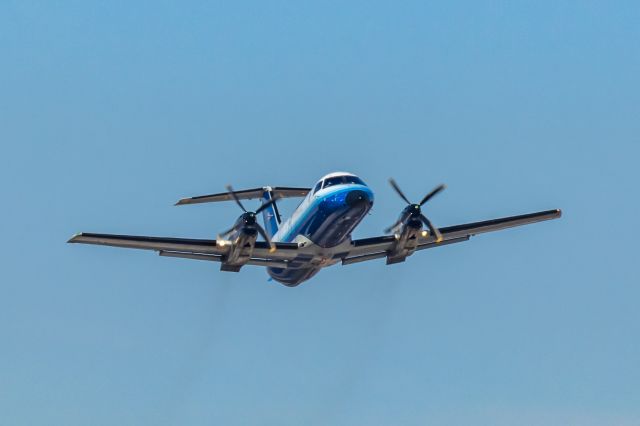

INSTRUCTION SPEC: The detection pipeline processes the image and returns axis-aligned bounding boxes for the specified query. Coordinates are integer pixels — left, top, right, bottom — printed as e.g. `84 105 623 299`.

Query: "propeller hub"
243 212 257 226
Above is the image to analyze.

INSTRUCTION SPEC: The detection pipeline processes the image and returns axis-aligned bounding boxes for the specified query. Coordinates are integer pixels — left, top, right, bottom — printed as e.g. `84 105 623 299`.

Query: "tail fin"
260 188 281 238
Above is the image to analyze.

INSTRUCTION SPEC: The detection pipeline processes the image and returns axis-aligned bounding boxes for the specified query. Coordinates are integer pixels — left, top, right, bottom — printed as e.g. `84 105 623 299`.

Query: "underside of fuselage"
267 180 374 286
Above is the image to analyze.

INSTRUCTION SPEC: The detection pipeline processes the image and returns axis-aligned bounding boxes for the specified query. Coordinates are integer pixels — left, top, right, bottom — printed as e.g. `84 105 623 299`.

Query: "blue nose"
346 190 370 206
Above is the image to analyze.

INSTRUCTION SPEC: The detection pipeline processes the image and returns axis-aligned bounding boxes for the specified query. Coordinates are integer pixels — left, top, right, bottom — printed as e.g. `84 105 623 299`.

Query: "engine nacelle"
386 222 425 264
219 229 258 272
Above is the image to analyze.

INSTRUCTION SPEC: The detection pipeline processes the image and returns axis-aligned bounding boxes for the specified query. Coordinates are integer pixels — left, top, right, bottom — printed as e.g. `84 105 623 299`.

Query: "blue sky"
1 1 639 425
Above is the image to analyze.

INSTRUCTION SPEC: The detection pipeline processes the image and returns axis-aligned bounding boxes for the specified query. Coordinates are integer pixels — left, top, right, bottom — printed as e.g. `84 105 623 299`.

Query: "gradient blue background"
1 1 639 425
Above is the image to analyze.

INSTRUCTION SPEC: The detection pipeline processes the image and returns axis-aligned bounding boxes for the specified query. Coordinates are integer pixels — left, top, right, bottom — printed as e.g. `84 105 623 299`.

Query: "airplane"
68 172 561 286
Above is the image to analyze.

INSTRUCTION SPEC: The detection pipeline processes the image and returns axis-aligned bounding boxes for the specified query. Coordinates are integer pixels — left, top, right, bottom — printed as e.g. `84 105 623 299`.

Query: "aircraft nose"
346 190 370 206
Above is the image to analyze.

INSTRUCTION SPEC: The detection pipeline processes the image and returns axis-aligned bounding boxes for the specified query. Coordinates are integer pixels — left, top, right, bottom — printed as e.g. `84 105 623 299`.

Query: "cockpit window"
343 176 366 186
313 181 323 194
322 176 344 188
322 175 366 189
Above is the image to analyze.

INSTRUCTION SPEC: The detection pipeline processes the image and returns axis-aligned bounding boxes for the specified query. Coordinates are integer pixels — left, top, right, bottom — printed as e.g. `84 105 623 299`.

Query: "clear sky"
1 1 639 425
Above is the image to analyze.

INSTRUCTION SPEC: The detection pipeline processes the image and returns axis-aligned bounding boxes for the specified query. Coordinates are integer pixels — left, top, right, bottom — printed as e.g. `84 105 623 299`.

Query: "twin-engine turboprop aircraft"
68 172 561 286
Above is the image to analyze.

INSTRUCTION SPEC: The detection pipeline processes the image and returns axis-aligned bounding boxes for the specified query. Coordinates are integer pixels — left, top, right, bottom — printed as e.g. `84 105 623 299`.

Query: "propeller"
218 185 279 252
385 178 446 243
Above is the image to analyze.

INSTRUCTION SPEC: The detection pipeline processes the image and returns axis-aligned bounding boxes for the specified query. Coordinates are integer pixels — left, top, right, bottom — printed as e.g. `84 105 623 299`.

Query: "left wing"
67 233 303 267
342 209 561 265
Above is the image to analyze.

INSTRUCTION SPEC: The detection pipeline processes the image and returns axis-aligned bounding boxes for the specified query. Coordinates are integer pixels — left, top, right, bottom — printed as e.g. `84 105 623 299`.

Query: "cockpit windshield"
322 175 366 189
322 177 343 188
343 175 366 185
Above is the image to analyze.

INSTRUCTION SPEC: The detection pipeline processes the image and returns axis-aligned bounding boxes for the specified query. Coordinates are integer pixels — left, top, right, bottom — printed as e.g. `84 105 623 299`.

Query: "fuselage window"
313 181 323 194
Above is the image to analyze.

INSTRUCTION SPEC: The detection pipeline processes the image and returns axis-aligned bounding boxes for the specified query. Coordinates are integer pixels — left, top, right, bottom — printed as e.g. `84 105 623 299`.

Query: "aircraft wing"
342 209 561 265
68 209 560 269
67 233 303 267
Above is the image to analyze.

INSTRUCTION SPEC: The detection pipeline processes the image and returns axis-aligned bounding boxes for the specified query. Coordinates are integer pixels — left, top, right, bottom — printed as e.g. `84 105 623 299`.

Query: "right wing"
434 209 562 240
175 187 310 206
343 209 561 265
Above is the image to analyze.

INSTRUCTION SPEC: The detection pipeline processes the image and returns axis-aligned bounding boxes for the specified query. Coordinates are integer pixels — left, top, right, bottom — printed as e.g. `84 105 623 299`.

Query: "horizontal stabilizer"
175 187 310 206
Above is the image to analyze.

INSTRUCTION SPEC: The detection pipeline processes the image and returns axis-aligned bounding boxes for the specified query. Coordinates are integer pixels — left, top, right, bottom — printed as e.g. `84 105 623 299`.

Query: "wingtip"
555 208 562 218
67 233 83 243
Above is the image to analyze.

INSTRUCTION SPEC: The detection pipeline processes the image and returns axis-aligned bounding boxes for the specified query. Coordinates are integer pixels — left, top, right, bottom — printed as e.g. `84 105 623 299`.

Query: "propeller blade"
256 223 276 253
420 214 443 243
218 225 236 238
384 219 403 234
255 196 281 215
225 185 247 212
419 184 446 206
384 210 412 234
389 178 412 205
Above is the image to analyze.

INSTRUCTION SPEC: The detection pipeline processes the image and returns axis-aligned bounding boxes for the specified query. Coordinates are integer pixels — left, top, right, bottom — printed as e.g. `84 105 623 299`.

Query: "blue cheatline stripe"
260 190 280 238
278 184 373 243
